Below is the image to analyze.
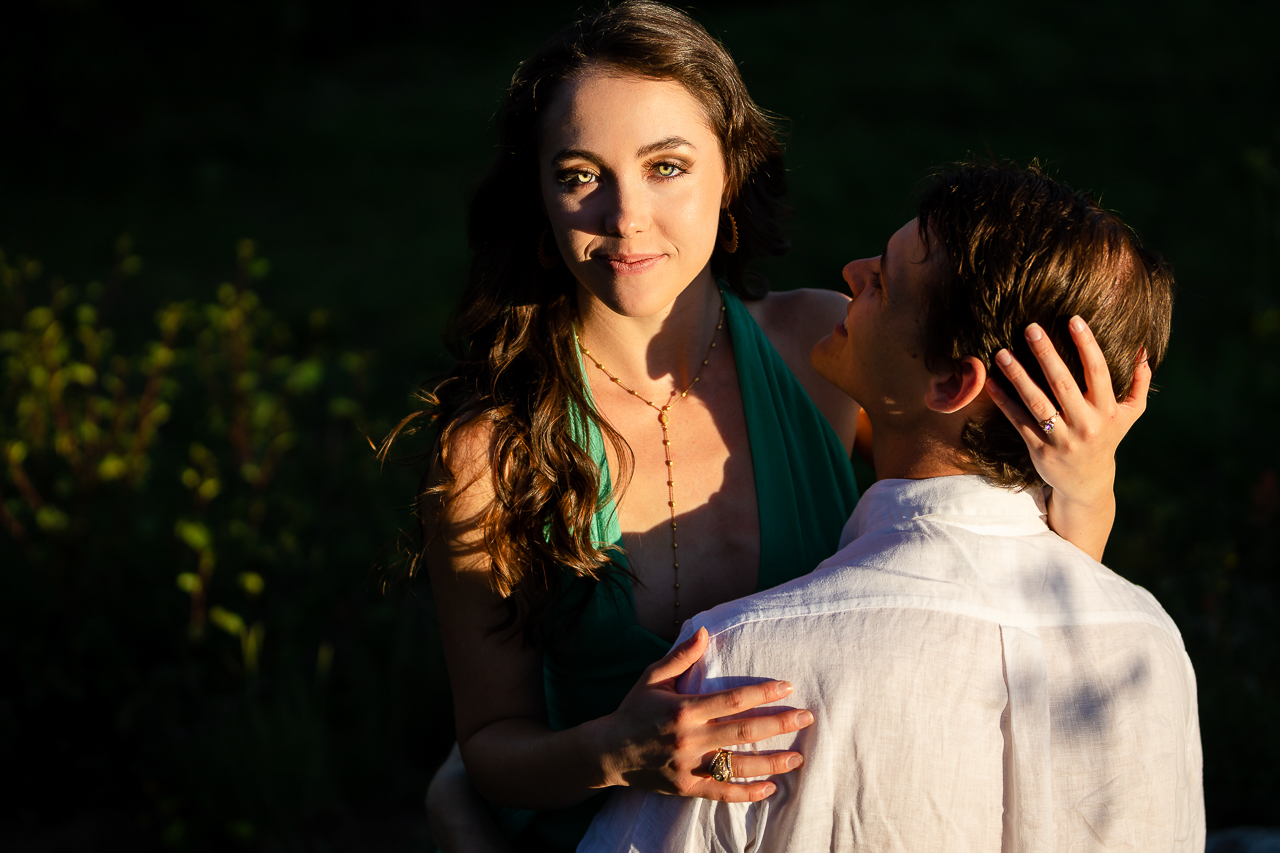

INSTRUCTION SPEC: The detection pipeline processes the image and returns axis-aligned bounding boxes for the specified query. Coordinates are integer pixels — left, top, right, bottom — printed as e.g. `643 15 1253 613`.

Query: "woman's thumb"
646 626 708 683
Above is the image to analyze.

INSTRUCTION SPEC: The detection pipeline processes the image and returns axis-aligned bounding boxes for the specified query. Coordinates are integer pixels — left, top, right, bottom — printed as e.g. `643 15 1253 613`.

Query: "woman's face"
537 67 728 318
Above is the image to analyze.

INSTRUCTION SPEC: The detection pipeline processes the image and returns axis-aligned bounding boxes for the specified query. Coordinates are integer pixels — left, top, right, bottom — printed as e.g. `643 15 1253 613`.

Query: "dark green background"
3 0 1278 847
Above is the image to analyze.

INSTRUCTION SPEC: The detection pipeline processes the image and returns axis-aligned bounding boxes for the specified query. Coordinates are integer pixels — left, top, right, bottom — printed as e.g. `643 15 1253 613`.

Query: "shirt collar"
838 475 1050 549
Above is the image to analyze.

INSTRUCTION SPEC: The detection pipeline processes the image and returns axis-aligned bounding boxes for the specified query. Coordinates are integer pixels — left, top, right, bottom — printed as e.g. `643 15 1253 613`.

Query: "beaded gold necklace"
575 292 726 630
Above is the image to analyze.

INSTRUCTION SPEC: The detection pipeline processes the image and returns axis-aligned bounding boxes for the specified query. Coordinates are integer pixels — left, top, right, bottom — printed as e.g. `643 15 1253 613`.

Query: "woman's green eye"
573 173 594 184
656 164 679 177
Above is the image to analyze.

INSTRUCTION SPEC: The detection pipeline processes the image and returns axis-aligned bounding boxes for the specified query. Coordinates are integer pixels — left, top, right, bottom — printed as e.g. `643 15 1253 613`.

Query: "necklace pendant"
576 290 726 638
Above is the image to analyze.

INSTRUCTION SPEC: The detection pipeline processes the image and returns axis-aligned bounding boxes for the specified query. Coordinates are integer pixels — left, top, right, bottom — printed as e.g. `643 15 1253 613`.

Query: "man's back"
580 476 1203 852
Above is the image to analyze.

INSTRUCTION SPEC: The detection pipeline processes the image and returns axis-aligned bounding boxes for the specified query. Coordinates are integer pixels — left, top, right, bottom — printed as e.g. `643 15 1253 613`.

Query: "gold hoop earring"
720 211 739 254
537 231 559 269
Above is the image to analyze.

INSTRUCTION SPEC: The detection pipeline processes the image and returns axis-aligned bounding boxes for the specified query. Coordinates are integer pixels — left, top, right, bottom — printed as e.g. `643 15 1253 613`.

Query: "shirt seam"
700 596 1182 643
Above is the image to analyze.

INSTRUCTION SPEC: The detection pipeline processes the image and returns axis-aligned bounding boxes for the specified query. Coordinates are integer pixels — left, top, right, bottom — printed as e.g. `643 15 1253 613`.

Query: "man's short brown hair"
916 160 1175 489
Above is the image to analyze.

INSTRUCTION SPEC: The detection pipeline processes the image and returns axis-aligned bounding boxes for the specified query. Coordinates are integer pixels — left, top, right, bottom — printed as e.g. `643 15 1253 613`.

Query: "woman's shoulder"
741 288 858 451
431 414 499 527
744 288 849 352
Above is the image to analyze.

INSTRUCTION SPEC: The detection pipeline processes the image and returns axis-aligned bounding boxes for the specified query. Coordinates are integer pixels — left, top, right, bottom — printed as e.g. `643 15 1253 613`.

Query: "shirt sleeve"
1181 654 1206 852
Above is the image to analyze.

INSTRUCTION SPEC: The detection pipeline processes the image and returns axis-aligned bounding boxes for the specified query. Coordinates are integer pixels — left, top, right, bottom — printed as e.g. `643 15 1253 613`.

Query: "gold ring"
1038 412 1059 434
709 748 734 782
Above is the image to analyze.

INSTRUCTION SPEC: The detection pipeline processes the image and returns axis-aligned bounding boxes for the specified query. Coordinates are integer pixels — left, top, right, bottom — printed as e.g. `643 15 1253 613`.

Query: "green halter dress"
499 288 859 850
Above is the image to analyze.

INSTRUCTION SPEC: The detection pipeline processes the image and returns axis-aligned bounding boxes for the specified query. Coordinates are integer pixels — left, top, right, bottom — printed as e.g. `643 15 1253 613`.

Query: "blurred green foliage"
0 242 442 848
1 0 1278 846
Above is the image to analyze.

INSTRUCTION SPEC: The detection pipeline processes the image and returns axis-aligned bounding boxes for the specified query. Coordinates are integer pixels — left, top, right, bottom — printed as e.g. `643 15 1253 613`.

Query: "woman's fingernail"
1070 315 1086 333
995 349 1013 366
762 783 777 797
786 754 804 770
776 681 794 697
1025 324 1043 342
796 710 814 726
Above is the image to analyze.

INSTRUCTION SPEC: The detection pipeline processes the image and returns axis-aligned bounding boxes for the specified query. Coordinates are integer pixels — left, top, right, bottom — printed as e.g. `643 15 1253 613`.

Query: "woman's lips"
595 253 663 275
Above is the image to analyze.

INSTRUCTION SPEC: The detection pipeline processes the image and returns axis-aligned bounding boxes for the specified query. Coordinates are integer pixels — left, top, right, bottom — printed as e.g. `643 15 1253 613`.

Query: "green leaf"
285 359 324 395
209 606 245 637
237 572 264 596
175 573 202 594
174 519 212 552
98 454 128 481
36 506 69 531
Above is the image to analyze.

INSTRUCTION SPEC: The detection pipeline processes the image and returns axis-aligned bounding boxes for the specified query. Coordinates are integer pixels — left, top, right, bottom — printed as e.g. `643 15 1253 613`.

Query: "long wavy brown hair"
383 0 791 646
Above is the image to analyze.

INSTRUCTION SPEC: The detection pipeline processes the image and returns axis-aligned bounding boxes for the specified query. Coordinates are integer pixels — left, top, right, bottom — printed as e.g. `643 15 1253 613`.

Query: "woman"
400 3 1143 850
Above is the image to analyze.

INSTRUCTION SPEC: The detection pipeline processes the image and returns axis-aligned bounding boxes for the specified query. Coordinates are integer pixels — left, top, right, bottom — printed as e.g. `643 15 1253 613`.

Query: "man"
578 161 1203 851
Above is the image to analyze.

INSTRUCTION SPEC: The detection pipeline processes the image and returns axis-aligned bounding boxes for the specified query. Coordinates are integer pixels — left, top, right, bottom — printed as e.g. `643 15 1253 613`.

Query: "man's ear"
924 355 988 415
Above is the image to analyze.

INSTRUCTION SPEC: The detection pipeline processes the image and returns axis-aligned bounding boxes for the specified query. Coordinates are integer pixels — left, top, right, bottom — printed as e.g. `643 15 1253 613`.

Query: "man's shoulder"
683 507 1184 657
1063 554 1186 646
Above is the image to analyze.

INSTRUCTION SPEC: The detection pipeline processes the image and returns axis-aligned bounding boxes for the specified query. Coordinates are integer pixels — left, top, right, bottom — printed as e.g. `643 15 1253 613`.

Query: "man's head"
812 160 1175 488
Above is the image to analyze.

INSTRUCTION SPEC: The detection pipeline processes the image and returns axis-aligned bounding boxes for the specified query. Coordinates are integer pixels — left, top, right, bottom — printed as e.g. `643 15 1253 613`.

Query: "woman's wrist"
461 714 624 807
1045 475 1116 562
579 711 629 790
1047 460 1116 512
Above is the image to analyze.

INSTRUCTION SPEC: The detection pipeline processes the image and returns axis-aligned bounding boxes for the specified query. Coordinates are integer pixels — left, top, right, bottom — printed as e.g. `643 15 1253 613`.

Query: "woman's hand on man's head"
985 316 1150 561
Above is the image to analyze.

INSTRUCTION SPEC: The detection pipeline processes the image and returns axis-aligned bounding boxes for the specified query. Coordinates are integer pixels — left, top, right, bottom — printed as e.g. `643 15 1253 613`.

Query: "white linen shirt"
579 475 1204 853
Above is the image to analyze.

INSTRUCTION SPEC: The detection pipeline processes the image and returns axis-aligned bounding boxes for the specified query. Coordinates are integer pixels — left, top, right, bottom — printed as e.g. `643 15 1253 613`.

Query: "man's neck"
870 423 976 481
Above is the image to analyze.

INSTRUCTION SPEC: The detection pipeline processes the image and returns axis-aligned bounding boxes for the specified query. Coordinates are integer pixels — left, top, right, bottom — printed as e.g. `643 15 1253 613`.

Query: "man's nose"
604 178 650 238
843 258 872 296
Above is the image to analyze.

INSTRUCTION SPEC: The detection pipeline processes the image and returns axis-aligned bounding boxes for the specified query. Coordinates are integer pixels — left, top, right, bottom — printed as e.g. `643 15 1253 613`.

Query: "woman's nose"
604 179 650 238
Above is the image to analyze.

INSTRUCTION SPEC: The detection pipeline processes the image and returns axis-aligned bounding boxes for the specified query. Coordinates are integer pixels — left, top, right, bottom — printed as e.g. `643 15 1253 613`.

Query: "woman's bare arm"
746 288 860 454
430 421 813 811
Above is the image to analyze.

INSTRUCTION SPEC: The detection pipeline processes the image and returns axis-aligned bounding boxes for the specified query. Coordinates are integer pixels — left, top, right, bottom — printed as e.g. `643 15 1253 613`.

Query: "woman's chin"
577 275 707 320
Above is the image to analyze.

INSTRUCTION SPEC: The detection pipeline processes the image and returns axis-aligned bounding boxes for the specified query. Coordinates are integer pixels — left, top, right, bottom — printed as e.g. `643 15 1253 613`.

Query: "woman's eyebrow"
551 137 696 166
636 136 696 157
550 147 603 166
